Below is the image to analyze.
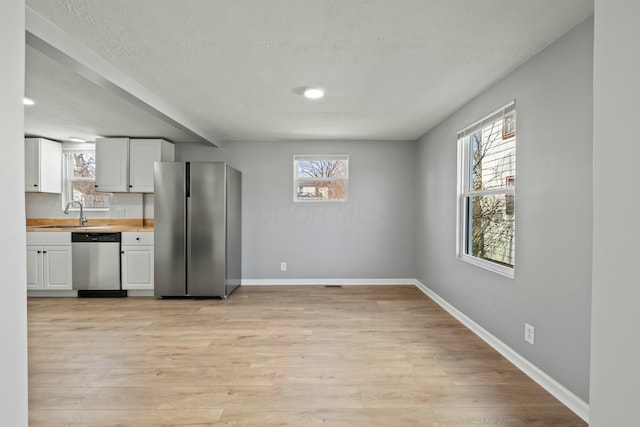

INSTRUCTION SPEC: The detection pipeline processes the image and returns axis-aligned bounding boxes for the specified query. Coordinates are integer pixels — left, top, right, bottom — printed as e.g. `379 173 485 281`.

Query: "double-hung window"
457 101 516 277
62 146 111 211
293 155 348 202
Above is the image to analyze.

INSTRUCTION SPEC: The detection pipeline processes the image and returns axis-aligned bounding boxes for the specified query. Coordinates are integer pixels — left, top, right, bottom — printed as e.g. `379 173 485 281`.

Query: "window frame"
293 155 349 202
61 143 111 212
456 101 516 278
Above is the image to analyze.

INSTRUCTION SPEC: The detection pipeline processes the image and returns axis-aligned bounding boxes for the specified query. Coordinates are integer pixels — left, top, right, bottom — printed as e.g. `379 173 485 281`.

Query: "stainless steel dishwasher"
72 232 126 297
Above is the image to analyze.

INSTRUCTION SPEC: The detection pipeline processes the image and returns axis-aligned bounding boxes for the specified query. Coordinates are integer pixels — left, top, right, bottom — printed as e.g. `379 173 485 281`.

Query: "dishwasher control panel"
72 232 121 242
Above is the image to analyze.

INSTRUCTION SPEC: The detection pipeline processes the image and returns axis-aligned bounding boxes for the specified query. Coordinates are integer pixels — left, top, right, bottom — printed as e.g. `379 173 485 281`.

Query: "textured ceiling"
24 45 198 143
25 0 594 143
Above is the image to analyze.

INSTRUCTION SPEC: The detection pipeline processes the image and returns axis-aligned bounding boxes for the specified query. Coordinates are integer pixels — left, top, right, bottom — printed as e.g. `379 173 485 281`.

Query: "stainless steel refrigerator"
154 162 241 298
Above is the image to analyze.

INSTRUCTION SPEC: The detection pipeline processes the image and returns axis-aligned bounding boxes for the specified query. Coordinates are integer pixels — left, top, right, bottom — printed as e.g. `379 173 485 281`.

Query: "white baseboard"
126 289 154 297
413 280 589 423
27 290 77 298
241 278 416 286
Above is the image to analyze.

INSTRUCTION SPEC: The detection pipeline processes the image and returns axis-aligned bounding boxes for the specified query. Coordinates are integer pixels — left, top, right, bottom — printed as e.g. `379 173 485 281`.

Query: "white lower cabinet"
26 232 73 290
121 232 154 290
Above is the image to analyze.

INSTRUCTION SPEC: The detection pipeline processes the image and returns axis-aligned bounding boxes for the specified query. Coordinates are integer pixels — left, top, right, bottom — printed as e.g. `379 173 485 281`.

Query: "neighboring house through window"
62 145 111 211
293 155 349 202
457 102 516 277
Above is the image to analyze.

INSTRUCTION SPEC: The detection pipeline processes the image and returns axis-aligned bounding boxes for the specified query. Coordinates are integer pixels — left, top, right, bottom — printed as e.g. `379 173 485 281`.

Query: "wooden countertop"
26 218 154 232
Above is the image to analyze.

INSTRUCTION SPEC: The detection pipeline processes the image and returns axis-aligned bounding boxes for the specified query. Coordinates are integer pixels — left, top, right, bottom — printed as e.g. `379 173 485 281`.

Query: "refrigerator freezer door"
188 162 227 297
225 166 242 295
154 162 187 297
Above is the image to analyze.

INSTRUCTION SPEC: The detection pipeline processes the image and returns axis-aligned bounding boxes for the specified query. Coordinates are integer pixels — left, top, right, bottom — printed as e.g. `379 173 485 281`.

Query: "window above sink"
62 145 111 212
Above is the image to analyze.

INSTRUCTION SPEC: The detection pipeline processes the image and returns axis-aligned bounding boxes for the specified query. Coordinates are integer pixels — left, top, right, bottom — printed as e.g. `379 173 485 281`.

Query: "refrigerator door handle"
186 194 191 296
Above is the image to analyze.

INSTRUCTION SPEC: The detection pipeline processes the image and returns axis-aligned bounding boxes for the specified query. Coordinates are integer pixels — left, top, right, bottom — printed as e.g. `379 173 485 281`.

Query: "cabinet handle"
136 237 140 241
129 185 133 188
42 251 47 254
95 184 98 188
37 250 42 254
121 251 125 254
34 184 38 187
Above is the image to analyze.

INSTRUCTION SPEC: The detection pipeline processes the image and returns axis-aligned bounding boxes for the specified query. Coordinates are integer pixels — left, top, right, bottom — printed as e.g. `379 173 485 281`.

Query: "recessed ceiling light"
303 87 325 99
23 97 35 106
69 137 86 143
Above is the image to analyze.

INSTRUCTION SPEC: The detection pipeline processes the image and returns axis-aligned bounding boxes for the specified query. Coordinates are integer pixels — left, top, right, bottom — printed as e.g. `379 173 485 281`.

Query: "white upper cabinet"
25 137 62 193
95 137 130 192
129 139 175 192
96 138 174 193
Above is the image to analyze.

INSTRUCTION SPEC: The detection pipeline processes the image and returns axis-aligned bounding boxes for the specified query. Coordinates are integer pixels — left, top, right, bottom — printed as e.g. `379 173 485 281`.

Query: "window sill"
458 254 514 279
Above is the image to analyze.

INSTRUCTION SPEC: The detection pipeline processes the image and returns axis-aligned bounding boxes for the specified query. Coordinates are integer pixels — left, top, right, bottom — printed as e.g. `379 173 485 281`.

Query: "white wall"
589 1 640 425
177 139 417 281
0 0 29 425
415 18 593 403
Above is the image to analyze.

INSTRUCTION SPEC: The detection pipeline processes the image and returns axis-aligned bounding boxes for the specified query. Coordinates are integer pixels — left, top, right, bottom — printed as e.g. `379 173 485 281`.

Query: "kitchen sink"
32 225 105 229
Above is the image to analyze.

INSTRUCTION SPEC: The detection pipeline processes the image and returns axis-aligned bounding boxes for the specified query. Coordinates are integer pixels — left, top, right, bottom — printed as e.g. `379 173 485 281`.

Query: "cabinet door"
26 246 43 289
24 138 62 193
39 139 62 193
129 140 161 193
122 246 154 290
96 138 129 192
24 138 39 192
43 246 73 290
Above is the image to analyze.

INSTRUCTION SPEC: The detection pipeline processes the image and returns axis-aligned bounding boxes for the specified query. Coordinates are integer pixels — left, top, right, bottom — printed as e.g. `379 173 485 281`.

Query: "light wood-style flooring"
28 285 586 427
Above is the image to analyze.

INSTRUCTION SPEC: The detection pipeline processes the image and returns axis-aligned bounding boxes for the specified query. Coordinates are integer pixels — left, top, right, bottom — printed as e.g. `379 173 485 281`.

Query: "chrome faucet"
64 201 87 226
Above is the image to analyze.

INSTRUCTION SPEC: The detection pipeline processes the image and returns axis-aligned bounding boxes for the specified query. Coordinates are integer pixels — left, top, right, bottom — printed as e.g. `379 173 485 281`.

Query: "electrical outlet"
524 323 535 345
280 262 287 271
